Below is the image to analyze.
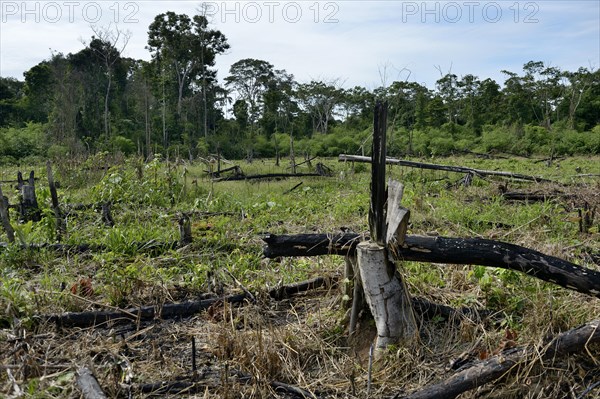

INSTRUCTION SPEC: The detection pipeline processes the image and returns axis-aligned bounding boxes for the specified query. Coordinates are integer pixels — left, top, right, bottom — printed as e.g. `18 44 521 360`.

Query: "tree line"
1 11 599 163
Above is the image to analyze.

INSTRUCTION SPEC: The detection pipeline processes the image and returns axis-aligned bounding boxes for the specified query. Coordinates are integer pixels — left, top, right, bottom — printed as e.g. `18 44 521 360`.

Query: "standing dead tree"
261 103 600 398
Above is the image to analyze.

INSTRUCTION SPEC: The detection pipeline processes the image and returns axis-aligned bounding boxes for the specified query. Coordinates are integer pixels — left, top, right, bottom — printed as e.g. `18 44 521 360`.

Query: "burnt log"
262 233 600 299
396 318 600 399
213 173 321 182
339 154 554 183
44 278 332 328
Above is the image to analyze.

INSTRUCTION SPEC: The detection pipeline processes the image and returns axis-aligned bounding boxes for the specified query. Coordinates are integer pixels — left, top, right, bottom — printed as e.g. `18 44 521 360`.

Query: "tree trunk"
398 318 600 399
0 185 14 243
338 154 554 183
357 241 418 352
262 233 600 299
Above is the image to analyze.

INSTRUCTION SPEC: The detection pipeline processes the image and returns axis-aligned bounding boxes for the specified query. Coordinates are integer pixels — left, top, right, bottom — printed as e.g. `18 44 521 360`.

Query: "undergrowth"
0 155 598 398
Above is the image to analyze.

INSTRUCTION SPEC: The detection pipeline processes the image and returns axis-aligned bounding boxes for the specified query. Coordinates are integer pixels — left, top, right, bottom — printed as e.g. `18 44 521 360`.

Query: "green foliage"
0 122 47 158
111 135 136 155
90 157 182 206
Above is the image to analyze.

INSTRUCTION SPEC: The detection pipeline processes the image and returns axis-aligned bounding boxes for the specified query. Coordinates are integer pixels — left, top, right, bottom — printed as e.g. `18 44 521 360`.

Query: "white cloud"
1 1 598 88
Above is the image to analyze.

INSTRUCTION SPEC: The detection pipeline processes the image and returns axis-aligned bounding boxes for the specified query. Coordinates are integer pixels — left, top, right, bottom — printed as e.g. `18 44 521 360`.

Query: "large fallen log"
338 154 554 183
213 173 321 182
262 233 600 299
44 277 331 328
46 293 249 328
396 318 600 399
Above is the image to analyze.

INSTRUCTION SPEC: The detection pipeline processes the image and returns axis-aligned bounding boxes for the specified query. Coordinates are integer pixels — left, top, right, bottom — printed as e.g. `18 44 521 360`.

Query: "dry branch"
396 318 600 399
132 369 318 398
262 233 600 299
338 154 554 183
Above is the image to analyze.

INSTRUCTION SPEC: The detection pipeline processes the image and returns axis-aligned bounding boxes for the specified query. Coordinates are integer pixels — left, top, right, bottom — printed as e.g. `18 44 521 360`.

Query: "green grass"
0 154 598 397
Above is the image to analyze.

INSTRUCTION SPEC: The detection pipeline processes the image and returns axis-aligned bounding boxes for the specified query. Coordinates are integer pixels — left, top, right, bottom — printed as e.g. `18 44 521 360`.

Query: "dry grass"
1 156 599 398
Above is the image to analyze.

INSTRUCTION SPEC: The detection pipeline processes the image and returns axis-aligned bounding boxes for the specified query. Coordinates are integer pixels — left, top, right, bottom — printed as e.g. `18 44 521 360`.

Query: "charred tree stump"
18 171 41 222
358 102 417 355
46 161 66 241
178 213 192 246
101 203 114 227
0 185 15 243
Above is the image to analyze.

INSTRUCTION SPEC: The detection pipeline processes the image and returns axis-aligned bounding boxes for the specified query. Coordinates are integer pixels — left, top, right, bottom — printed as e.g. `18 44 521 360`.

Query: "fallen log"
0 240 180 254
213 173 321 182
501 191 573 202
132 369 317 398
44 278 332 328
45 293 249 328
262 233 600 299
395 318 600 399
338 154 554 183
76 367 107 399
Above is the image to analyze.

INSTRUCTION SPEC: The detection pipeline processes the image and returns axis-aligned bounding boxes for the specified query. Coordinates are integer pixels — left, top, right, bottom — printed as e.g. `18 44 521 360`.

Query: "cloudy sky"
1 1 598 89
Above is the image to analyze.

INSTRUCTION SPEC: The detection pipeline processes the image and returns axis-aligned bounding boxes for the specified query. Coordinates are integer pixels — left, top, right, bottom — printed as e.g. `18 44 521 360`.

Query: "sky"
0 1 599 90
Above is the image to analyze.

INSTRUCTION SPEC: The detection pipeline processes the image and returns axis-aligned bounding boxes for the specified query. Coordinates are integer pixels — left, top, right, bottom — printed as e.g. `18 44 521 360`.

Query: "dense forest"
1 11 599 163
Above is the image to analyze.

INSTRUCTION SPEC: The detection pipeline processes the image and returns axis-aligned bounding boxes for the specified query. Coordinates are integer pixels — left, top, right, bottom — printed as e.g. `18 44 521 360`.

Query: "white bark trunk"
357 241 418 353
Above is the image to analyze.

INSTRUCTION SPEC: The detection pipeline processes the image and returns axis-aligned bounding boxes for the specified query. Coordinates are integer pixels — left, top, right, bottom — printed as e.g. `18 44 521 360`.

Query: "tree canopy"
1 11 599 163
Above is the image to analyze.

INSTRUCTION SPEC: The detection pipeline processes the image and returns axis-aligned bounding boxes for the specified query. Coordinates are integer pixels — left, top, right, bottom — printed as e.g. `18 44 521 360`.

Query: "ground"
1 154 599 398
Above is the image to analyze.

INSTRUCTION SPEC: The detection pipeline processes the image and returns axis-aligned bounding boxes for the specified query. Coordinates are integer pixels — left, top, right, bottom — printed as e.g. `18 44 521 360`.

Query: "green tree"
296 79 344 134
225 58 276 126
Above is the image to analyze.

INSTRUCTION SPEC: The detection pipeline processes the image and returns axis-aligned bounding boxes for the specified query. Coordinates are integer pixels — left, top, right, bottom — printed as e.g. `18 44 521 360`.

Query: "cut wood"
396 318 600 399
76 367 107 399
132 368 317 398
45 293 249 328
357 241 418 350
262 233 600 299
501 191 573 202
339 154 554 183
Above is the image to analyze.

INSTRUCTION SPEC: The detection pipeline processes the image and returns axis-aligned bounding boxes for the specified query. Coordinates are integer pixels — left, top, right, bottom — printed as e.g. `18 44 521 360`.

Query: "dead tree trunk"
262 233 600 299
358 102 417 354
0 185 14 243
47 162 66 241
178 213 192 246
19 171 41 222
339 154 554 183
398 318 600 399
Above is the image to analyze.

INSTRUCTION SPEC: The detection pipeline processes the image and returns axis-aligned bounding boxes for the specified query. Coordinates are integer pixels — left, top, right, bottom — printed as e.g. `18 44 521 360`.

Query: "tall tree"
147 12 229 119
225 58 276 126
83 26 131 139
296 79 344 134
